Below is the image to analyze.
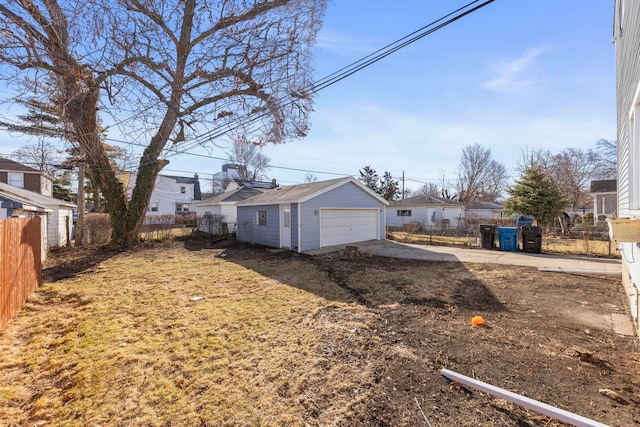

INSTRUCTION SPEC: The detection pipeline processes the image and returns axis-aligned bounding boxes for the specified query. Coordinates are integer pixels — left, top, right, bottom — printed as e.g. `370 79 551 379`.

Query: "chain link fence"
388 216 617 257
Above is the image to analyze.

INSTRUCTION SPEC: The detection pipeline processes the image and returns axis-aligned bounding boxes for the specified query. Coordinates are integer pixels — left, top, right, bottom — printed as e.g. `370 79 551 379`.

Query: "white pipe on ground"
440 369 610 427
538 267 620 275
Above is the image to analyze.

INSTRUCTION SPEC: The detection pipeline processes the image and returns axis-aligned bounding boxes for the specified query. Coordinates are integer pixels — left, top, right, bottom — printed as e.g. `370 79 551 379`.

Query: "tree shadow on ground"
42 245 122 282
220 242 506 312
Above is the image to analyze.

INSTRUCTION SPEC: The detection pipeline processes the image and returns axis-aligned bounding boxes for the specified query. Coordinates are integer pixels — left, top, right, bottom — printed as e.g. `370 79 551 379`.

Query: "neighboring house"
0 181 76 251
236 177 388 252
224 179 279 192
590 179 617 221
196 186 268 234
141 174 202 217
465 201 503 218
0 157 54 197
613 0 640 335
386 195 464 230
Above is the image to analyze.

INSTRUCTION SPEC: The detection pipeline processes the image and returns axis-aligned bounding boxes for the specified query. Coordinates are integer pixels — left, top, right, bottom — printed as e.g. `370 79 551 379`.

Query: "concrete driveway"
306 239 622 274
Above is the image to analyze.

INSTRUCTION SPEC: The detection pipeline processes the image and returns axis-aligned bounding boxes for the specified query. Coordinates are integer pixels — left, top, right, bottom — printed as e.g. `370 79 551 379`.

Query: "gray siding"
616 0 640 212
236 205 280 247
298 182 385 251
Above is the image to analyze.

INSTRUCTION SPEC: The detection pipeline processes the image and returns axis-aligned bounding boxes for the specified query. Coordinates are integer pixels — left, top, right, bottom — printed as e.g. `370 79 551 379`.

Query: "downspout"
297 203 302 253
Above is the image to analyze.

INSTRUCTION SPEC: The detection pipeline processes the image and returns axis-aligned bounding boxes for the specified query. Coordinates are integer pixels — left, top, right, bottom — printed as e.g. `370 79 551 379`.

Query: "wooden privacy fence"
0 217 42 330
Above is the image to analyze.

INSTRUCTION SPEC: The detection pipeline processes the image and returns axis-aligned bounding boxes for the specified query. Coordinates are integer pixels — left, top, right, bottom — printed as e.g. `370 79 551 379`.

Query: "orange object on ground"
471 316 485 326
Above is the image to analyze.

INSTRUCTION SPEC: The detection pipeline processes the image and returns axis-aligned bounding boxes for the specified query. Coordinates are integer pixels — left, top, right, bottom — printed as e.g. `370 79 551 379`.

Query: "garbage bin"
521 226 542 253
498 227 518 251
479 224 496 249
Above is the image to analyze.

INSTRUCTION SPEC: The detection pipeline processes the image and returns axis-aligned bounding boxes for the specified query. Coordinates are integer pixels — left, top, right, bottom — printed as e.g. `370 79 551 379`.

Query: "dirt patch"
2 239 639 426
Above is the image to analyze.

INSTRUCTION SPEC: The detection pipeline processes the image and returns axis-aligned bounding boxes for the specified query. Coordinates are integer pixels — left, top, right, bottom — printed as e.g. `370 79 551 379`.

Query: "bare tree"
0 0 326 247
456 144 508 203
415 182 441 197
11 140 63 177
518 146 607 212
547 148 602 212
517 147 553 174
228 135 271 181
595 139 617 179
304 173 318 183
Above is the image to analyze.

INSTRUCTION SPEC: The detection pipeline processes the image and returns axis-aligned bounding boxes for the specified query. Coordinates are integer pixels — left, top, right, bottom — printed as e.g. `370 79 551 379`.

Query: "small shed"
0 182 75 248
236 177 388 252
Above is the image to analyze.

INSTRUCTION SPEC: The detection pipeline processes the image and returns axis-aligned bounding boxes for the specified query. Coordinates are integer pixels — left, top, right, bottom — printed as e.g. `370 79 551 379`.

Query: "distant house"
465 201 503 218
590 179 617 221
224 179 278 192
613 0 640 335
0 181 76 251
386 195 464 230
139 174 202 217
0 157 54 197
236 177 388 252
196 186 269 234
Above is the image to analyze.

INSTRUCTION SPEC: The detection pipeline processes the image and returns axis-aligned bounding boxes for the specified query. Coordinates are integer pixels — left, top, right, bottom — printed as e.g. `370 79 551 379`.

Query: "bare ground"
1 238 639 426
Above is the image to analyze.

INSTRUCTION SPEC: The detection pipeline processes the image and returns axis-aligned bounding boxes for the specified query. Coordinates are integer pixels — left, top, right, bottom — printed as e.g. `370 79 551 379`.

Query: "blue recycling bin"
498 227 518 251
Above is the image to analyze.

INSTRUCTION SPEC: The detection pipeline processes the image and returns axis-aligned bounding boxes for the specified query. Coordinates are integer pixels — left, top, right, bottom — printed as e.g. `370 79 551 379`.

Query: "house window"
176 203 190 213
8 173 23 188
630 96 640 210
180 186 186 194
149 202 159 212
397 209 412 217
257 210 267 226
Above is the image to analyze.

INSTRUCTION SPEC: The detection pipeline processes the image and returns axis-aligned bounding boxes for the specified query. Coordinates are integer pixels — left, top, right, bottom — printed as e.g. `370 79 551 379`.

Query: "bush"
83 213 111 245
142 215 175 241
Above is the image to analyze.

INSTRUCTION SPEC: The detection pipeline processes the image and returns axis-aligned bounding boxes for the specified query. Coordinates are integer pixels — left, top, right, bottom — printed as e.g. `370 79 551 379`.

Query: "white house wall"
148 175 196 216
615 0 640 336
196 204 238 233
387 206 465 228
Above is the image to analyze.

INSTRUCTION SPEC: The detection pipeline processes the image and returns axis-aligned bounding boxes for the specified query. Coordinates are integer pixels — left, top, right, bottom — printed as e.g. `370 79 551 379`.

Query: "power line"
168 0 496 152
0 1 496 181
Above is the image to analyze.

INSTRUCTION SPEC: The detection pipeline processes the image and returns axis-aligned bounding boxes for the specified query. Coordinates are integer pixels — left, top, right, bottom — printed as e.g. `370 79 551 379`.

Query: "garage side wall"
236 205 280 247
298 182 385 251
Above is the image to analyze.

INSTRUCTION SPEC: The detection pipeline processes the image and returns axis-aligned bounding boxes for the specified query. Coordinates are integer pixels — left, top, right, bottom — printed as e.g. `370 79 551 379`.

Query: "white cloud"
263 100 614 188
483 47 546 92
315 30 379 57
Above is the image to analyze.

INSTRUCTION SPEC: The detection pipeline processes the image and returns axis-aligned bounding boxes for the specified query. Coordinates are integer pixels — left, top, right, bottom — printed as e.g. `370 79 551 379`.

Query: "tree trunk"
75 159 85 246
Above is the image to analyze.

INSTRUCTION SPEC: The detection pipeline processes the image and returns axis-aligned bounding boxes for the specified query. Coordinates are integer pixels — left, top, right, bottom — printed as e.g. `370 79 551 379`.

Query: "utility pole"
74 156 85 246
402 171 405 199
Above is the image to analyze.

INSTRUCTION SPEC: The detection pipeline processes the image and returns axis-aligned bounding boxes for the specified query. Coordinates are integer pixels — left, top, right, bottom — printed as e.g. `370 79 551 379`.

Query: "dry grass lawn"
1 238 638 426
0 242 375 426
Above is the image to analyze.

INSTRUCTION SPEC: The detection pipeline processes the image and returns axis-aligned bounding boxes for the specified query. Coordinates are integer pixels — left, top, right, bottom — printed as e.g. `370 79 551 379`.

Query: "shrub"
83 213 111 245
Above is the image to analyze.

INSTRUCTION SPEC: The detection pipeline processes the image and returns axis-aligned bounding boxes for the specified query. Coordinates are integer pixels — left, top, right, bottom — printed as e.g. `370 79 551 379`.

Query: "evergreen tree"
503 165 567 228
358 166 380 193
380 171 400 201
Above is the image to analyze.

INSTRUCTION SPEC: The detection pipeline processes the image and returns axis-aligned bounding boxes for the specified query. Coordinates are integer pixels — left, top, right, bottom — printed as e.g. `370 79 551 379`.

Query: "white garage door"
320 209 378 247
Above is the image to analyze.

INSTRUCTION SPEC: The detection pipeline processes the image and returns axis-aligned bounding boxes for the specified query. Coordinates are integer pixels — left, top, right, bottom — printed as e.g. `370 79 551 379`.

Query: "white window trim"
257 210 267 226
627 80 640 214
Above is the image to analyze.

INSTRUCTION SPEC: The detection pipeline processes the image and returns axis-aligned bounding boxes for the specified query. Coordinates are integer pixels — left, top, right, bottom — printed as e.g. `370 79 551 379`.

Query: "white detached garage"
236 177 388 252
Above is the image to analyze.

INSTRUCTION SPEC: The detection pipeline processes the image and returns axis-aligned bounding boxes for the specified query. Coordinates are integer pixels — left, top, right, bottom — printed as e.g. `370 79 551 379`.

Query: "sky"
0 0 617 193
261 0 616 191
